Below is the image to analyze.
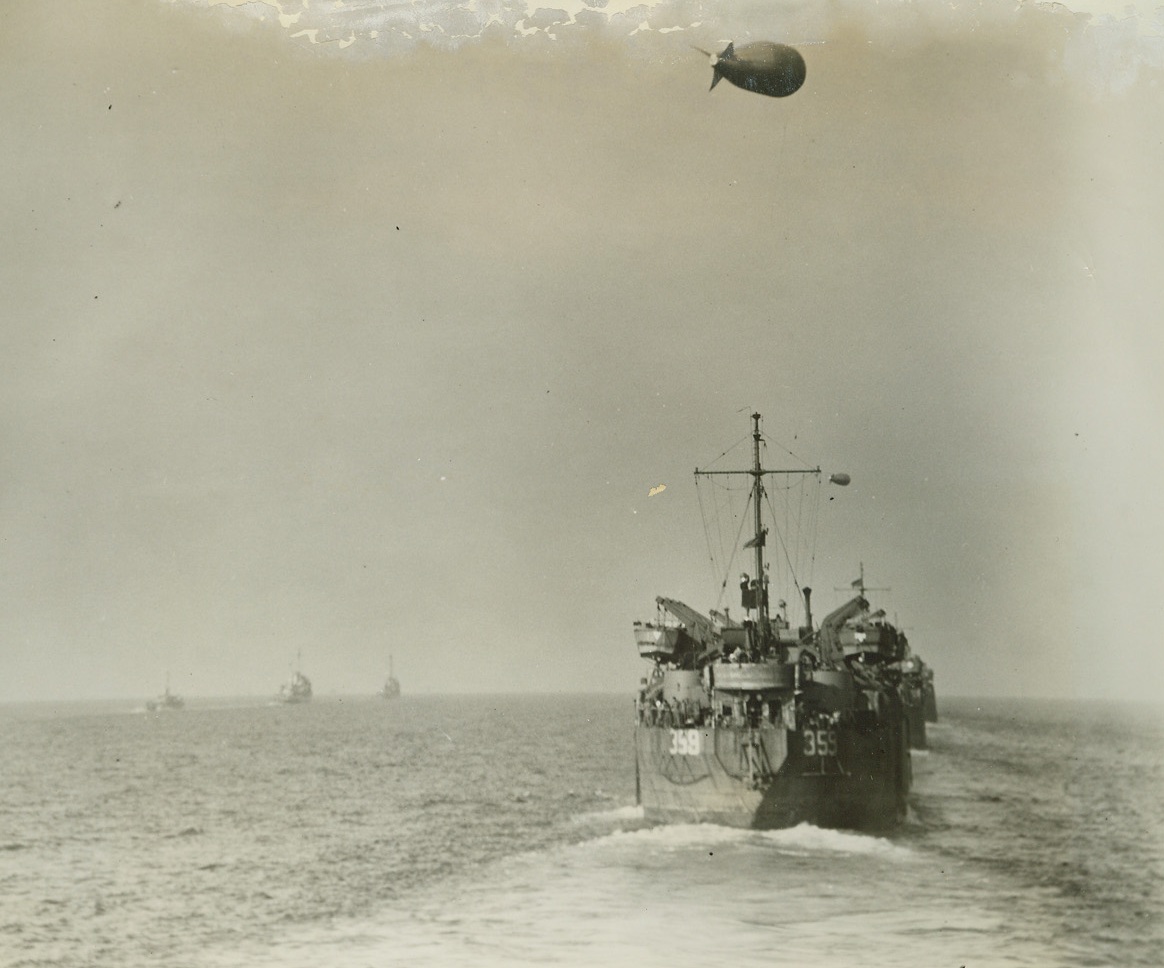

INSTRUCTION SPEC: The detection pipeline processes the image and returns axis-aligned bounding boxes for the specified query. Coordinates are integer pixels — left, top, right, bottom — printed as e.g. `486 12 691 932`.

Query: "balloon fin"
709 71 722 91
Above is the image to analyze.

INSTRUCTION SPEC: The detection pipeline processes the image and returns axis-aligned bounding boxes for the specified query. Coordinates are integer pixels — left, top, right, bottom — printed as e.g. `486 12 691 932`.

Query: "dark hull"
923 684 938 723
635 720 910 831
903 698 928 749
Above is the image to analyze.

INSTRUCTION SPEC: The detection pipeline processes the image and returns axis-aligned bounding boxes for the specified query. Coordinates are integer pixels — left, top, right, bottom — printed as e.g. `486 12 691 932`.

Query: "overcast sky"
2 0 1161 702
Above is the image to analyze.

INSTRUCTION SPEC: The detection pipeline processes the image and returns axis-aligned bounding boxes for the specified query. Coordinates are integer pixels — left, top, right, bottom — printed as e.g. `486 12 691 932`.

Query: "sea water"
2 695 1161 967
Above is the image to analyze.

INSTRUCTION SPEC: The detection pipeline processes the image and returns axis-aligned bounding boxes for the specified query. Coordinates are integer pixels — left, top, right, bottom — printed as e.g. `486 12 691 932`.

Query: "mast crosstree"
695 412 846 641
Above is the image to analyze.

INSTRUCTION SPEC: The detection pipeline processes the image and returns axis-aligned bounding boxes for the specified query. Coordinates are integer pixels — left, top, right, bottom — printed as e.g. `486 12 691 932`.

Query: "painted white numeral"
803 728 838 757
668 729 702 756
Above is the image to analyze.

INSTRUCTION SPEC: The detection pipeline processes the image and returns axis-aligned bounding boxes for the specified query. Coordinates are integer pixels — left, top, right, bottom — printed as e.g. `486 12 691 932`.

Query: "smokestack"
803 587 814 632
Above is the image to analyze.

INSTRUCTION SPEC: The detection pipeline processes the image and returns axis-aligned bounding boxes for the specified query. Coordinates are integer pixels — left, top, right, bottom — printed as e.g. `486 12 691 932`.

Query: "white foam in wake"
591 820 909 857
757 822 907 857
596 821 757 850
572 804 645 824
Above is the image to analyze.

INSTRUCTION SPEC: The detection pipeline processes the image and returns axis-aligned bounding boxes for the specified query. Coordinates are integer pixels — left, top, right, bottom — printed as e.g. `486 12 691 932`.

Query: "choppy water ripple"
0 696 633 967
1 696 1161 967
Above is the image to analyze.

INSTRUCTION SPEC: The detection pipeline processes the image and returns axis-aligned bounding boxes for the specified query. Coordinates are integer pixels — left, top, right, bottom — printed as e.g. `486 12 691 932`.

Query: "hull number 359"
803 728 838 757
667 729 702 756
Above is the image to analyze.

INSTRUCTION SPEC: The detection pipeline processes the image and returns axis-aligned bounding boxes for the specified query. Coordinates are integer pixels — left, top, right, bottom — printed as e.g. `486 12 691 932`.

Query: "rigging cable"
695 429 753 606
696 477 721 593
763 475 820 611
714 488 755 612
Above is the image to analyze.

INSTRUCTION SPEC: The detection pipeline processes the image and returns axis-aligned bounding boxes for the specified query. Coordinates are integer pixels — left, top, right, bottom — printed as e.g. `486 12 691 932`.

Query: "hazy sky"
2 0 1162 702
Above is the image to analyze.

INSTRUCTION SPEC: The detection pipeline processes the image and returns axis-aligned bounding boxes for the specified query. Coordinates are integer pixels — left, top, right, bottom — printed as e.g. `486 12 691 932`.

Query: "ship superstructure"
831 563 938 750
380 655 401 700
278 651 313 704
633 413 915 830
146 673 185 712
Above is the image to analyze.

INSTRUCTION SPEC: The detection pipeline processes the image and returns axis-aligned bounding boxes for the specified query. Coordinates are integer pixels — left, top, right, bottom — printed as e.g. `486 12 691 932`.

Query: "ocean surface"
2 695 1161 968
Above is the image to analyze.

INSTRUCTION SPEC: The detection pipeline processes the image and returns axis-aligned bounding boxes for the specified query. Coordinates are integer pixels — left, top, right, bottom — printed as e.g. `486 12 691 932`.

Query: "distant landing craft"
697 41 807 98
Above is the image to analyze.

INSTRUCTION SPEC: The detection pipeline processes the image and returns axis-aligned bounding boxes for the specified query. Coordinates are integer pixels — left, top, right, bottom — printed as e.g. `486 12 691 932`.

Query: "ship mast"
749 412 769 637
696 412 848 647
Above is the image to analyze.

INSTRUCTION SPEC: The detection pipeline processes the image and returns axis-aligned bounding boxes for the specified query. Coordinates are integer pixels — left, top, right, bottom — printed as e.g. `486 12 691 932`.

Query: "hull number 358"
667 729 702 756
